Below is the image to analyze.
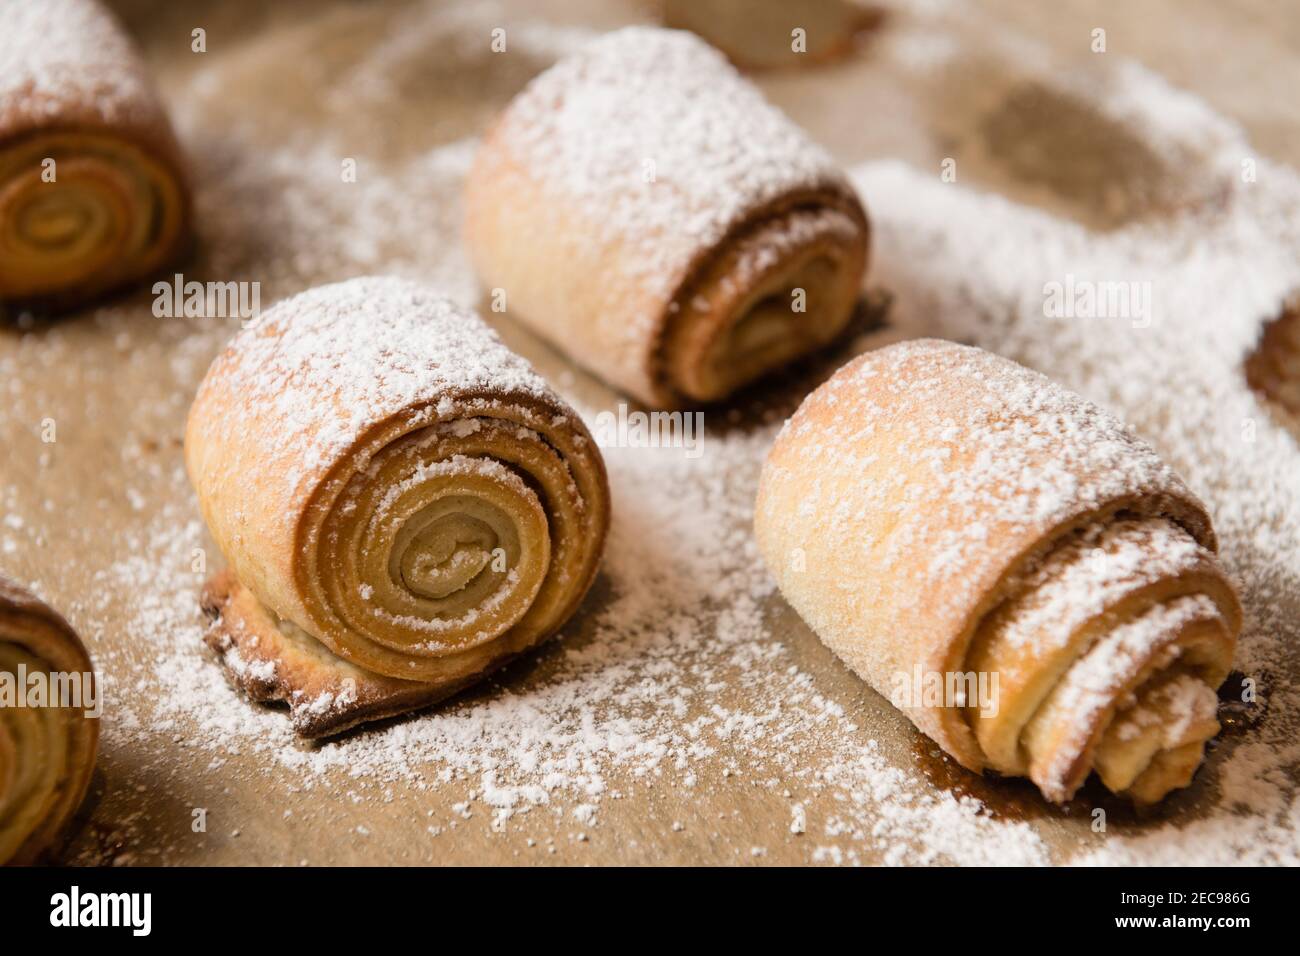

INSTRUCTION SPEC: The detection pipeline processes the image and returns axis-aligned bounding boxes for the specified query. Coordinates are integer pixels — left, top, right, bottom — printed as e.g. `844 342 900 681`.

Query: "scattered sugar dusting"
0 0 1295 865
92 422 1046 864
847 45 1300 860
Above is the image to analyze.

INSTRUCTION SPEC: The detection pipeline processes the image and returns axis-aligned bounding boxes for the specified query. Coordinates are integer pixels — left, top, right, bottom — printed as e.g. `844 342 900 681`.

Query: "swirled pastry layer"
755 340 1240 804
185 277 610 736
0 0 190 313
0 576 98 864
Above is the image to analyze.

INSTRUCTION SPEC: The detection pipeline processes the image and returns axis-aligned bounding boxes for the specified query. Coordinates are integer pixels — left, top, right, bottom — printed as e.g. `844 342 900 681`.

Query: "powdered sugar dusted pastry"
755 340 1240 804
185 277 610 738
464 27 869 407
0 0 190 313
0 576 99 865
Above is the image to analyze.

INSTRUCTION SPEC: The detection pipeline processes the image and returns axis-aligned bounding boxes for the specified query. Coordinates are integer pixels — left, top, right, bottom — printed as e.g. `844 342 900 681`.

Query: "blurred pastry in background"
661 0 883 71
0 0 191 315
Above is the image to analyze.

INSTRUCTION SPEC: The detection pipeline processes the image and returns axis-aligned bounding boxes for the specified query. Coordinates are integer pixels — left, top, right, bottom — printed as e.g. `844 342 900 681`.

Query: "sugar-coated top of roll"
765 337 1215 581
492 27 851 297
0 0 161 138
757 339 1226 773
190 277 560 485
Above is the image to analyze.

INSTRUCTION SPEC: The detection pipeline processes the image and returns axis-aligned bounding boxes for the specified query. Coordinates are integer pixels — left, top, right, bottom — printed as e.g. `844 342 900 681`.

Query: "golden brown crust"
0 574 99 864
200 571 487 739
464 27 868 408
186 278 610 735
755 340 1240 803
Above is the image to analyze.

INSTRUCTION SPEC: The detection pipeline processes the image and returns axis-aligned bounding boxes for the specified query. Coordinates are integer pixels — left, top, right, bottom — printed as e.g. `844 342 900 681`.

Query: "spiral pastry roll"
186 277 610 738
465 27 869 407
755 340 1241 804
0 0 190 313
0 576 99 865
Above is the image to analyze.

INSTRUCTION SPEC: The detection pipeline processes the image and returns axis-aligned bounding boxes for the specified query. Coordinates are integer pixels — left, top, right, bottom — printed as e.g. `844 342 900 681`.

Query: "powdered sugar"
495 26 851 301
193 277 553 492
995 519 1207 654
95 422 1048 863
1029 595 1213 796
0 0 156 131
2 0 1295 866
723 208 862 298
369 453 532 515
1112 673 1219 748
1094 60 1243 188
784 340 1197 594
844 17 1300 861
